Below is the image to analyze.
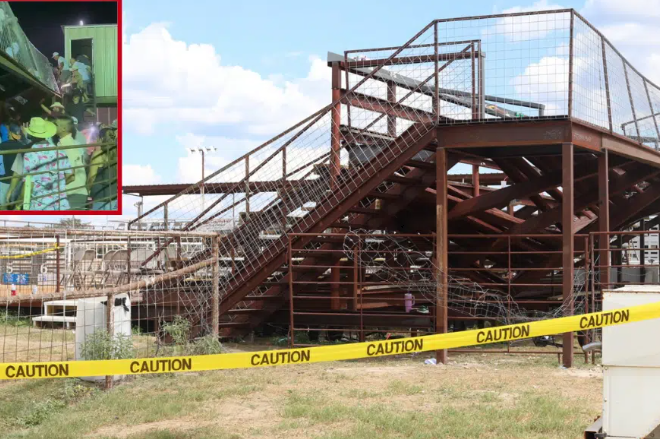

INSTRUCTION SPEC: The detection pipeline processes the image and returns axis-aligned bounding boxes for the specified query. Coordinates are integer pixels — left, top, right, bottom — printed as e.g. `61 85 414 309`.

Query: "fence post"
623 62 641 141
164 203 169 230
55 235 60 293
433 21 439 121
212 235 219 337
568 11 574 118
601 38 613 133
288 236 294 348
436 146 448 364
245 157 250 218
105 291 115 390
126 236 131 284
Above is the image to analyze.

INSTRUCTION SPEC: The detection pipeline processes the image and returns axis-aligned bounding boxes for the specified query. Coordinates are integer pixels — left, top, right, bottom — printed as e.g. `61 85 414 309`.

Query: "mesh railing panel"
0 3 59 93
0 229 215 363
572 13 660 147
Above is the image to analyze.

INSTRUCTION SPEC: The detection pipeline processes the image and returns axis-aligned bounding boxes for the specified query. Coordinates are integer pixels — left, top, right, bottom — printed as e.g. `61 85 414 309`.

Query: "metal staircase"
128 21 478 336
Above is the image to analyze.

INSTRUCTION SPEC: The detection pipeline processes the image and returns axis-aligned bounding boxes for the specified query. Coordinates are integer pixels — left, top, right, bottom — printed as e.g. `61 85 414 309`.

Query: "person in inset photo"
55 115 87 209
0 124 25 209
9 117 72 210
87 124 117 210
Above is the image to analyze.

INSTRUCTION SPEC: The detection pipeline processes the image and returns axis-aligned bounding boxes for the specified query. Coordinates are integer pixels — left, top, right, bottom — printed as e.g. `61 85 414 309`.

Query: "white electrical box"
602 285 660 438
75 294 131 382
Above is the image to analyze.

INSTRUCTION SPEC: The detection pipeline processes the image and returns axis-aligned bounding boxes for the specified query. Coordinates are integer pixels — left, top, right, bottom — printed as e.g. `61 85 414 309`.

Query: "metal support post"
436 146 448 364
598 150 610 290
562 142 574 368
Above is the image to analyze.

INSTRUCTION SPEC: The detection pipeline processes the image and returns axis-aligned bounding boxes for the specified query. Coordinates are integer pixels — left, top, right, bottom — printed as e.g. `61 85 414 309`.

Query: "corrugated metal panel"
64 25 117 101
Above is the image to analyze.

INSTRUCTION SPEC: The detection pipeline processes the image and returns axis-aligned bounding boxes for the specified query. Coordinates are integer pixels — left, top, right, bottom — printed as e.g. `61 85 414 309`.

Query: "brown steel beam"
438 119 572 149
598 150 610 289
340 89 434 124
472 165 480 197
562 142 574 368
609 180 660 228
494 158 550 212
603 133 660 168
448 158 598 220
123 181 314 197
509 164 659 236
448 173 507 184
346 52 478 69
436 145 449 364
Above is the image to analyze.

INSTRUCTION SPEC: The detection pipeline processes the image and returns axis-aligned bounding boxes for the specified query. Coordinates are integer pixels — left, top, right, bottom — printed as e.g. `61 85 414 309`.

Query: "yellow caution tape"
0 246 60 259
0 301 656 380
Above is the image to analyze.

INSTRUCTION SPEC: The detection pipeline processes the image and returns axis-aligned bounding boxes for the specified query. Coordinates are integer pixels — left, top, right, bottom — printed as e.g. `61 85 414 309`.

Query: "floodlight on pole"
187 146 216 212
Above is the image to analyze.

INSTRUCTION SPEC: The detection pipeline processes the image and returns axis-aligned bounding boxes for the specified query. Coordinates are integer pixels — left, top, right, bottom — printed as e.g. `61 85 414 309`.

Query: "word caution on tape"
0 302 654 380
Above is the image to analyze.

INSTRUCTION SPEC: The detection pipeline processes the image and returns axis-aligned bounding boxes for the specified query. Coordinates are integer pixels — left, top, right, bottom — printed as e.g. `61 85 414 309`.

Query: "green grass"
0 354 599 439
0 370 270 439
0 312 31 327
282 390 588 439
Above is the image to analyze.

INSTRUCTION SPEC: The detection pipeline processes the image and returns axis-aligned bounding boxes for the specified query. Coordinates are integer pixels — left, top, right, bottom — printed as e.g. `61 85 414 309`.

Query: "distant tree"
55 218 86 229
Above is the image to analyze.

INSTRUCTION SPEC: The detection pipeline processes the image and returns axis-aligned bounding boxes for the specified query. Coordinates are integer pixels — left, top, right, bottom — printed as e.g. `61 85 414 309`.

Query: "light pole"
134 199 143 230
187 146 217 212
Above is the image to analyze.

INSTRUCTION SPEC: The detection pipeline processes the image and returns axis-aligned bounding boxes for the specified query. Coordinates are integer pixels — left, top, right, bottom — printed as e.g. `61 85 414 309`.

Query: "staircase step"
385 175 423 185
367 192 399 200
405 159 436 170
348 207 384 215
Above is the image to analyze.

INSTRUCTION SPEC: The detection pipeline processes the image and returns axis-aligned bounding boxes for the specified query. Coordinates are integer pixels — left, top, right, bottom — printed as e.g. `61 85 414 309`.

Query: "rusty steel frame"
106 11 660 371
282 232 592 363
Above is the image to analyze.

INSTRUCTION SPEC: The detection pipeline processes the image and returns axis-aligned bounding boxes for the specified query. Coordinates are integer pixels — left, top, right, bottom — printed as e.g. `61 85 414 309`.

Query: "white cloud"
582 0 660 22
579 0 660 84
123 164 162 186
123 23 331 136
489 0 568 42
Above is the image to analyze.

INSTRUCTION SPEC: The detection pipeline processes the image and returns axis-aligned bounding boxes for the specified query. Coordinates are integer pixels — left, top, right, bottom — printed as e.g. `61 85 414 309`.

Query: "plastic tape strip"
0 301 655 380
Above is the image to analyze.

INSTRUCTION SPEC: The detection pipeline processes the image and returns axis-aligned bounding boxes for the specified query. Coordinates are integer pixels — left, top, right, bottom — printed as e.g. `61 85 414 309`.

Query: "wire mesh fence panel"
627 67 658 147
433 11 572 121
571 15 609 130
0 228 219 363
648 84 660 149
604 43 638 139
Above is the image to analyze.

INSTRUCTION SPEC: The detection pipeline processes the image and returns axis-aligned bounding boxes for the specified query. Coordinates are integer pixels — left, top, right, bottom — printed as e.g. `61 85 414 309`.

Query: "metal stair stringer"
216 124 439 322
221 152 455 337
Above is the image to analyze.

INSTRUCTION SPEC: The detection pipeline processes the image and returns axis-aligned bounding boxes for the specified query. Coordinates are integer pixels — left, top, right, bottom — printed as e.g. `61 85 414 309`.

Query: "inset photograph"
0 1 118 212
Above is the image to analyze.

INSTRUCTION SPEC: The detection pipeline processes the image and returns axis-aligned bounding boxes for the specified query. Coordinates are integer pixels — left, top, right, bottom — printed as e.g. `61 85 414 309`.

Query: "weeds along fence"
0 228 221 363
0 141 118 211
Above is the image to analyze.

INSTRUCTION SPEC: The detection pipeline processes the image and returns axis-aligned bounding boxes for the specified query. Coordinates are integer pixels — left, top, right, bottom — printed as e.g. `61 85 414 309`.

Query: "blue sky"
3 0 660 225
123 0 580 77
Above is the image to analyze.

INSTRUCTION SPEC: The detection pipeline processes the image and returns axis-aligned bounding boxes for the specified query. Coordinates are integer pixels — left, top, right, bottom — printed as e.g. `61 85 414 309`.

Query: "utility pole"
187 146 217 212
